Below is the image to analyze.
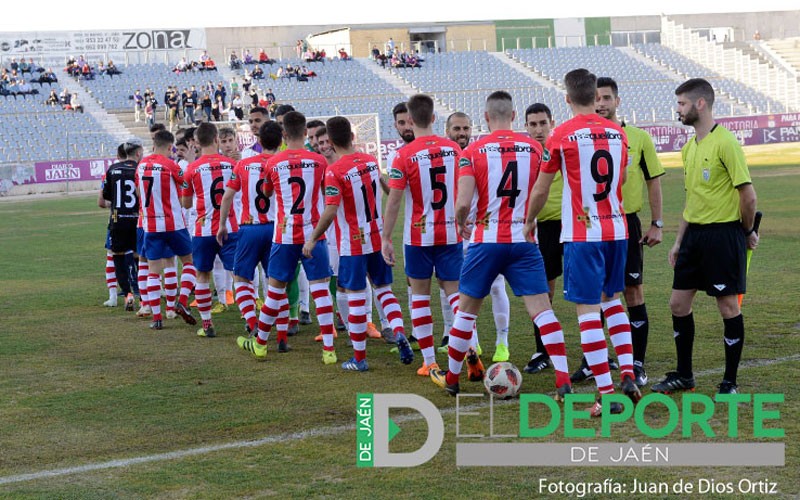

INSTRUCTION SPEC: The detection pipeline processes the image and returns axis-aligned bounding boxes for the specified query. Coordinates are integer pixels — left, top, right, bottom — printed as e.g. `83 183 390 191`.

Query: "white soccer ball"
483 362 523 399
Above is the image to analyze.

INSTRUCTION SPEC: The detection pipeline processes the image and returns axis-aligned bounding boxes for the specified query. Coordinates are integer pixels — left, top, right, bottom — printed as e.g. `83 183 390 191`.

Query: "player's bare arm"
378 175 389 195
738 183 759 250
523 171 555 242
302 204 337 258
381 188 403 266
216 186 237 245
455 175 475 240
641 176 664 247
180 194 193 210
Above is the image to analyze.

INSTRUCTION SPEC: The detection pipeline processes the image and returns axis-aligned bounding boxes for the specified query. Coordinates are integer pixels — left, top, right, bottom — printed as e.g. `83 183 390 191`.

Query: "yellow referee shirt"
538 170 563 222
622 123 665 214
681 124 751 224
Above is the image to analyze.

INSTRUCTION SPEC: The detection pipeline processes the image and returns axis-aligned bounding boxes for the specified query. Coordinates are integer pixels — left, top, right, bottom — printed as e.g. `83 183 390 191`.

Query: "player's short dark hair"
282 111 306 140
258 121 283 151
182 126 196 141
486 91 514 121
306 119 325 130
392 102 408 120
596 77 619 97
525 103 552 121
675 78 715 108
564 68 597 107
195 122 218 147
117 143 127 160
445 112 469 129
152 130 175 149
249 106 269 117
326 116 352 148
176 137 188 148
218 127 236 140
123 141 143 158
314 126 328 139
274 104 295 118
149 123 166 134
407 94 434 128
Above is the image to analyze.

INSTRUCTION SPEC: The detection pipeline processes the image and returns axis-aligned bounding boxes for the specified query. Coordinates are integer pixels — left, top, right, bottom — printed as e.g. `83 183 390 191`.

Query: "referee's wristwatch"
651 219 664 229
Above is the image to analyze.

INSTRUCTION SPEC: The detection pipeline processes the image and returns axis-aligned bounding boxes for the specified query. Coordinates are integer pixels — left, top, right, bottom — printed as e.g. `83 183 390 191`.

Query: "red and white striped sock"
147 273 162 321
105 252 117 298
257 285 285 344
411 294 435 365
179 264 197 307
275 294 290 343
163 267 178 311
348 292 367 361
195 282 213 324
311 282 335 351
374 285 404 337
445 311 477 386
235 281 257 332
602 299 635 381
579 312 614 394
137 261 149 300
533 309 570 388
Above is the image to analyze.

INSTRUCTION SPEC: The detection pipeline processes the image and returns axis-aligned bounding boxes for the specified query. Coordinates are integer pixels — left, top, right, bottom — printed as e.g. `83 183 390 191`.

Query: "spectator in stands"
265 88 276 105
46 89 59 105
133 89 144 122
242 71 252 92
753 30 762 41
258 48 269 63
212 95 223 121
19 59 30 74
252 65 264 79
295 40 303 58
201 92 213 122
40 68 57 83
182 88 196 124
190 85 198 102
0 68 8 83
98 61 106 75
302 49 314 62
232 93 244 120
145 99 155 127
107 60 120 76
81 62 94 80
338 48 350 60
200 50 210 63
243 49 254 65
60 87 71 104
204 57 217 71
371 45 380 60
230 51 241 70
230 77 239 95
17 80 34 95
70 93 83 113
29 58 43 74
248 86 259 110
175 57 188 73
10 58 19 72
387 37 395 54
214 82 227 107
167 89 179 130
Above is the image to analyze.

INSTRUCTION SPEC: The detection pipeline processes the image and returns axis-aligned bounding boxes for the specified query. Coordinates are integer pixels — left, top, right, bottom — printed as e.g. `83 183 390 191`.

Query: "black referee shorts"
625 213 644 286
537 219 563 282
673 222 747 296
110 218 138 253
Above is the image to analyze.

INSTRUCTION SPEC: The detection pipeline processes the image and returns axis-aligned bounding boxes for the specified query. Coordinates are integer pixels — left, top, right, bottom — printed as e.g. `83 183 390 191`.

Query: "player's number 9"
590 150 614 202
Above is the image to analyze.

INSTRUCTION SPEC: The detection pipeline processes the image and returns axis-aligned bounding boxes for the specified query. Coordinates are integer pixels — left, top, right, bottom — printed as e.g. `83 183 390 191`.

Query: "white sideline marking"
1 354 797 486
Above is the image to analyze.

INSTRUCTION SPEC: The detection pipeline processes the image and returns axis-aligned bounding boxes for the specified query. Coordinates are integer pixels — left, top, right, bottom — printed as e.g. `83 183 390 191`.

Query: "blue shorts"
192 233 239 272
460 243 549 298
404 243 463 281
268 240 332 283
339 251 393 291
563 240 627 304
136 227 173 259
145 229 192 261
234 223 274 281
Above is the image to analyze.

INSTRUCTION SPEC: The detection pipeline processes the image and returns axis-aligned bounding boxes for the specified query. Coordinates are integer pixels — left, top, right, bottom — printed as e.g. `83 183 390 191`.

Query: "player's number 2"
590 150 614 202
288 176 306 215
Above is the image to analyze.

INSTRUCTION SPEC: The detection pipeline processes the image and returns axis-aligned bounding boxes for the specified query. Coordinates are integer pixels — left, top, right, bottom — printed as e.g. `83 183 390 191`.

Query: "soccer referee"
653 78 759 396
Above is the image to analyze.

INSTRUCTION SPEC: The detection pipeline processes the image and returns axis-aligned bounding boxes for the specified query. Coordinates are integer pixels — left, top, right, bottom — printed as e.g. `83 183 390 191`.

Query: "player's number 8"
590 150 614 202
254 178 270 214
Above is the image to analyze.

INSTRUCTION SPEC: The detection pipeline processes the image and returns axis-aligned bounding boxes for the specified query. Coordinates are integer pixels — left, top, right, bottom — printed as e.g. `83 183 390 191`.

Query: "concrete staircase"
59 72 131 144
490 52 564 92
357 57 452 118
112 110 154 151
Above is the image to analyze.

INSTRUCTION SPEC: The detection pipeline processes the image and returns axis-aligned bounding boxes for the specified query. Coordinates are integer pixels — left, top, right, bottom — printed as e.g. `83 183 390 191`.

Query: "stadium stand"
0 82 119 163
763 37 800 74
632 43 787 113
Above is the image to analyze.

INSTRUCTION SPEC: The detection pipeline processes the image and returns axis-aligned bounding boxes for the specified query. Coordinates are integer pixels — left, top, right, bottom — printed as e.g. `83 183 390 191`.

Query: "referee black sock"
629 303 649 367
673 313 695 378
125 253 139 295
112 254 132 296
533 324 547 356
723 314 745 385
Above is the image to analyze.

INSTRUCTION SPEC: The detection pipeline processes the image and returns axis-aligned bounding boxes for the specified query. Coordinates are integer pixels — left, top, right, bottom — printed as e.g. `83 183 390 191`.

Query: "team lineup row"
100 69 758 413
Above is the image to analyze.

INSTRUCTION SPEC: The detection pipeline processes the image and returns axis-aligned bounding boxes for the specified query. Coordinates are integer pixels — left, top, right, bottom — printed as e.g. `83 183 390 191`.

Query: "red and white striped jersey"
388 135 461 246
459 131 544 243
264 149 327 245
135 154 186 233
227 153 275 225
543 114 628 242
182 154 239 237
325 152 383 256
